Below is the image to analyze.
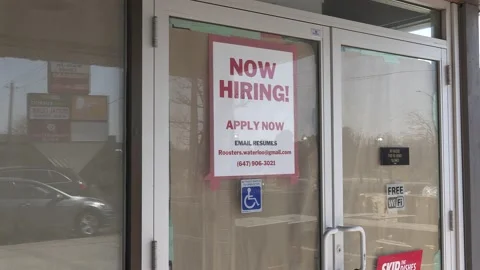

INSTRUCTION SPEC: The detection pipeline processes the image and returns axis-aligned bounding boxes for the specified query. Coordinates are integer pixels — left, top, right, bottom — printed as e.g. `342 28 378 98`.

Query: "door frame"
331 28 456 270
155 1 332 269
154 1 463 270
188 0 450 47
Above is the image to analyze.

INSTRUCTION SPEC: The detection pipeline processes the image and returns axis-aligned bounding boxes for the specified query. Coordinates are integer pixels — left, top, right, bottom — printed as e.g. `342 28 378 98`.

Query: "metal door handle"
322 225 366 270
322 227 339 270
20 203 30 207
337 226 366 270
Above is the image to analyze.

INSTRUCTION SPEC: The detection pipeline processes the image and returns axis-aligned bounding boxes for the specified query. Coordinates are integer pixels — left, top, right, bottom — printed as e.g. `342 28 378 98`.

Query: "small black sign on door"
380 147 409 166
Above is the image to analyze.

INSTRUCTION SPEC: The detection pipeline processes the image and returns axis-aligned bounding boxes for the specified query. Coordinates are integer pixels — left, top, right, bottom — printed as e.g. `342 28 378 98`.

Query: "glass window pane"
169 19 319 270
256 0 442 38
0 0 124 268
22 170 50 182
0 169 50 182
0 170 20 178
0 181 14 199
49 171 70 184
13 182 52 200
341 47 441 270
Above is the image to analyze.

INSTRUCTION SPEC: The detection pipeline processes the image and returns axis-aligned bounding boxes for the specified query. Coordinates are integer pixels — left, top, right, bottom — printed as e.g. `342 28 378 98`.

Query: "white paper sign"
208 35 297 180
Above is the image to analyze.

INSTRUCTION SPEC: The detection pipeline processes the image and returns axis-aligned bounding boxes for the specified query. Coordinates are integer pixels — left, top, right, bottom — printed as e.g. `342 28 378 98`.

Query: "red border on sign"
205 34 299 189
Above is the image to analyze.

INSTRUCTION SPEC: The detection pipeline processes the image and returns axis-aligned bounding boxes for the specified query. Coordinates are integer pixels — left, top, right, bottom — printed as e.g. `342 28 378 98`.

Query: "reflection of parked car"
0 178 115 238
0 167 89 196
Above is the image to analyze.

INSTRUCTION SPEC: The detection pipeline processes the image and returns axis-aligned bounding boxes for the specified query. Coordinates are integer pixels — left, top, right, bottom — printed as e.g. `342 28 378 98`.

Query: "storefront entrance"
329 29 454 270
158 1 459 269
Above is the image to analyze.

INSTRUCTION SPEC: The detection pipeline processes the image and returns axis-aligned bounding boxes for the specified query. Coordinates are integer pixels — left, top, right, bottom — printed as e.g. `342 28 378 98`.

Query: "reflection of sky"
342 50 437 140
0 57 123 141
340 27 437 140
410 27 432 37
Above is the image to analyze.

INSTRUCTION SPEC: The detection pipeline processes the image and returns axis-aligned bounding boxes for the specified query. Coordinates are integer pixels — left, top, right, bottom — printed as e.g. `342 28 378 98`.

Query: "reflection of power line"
109 97 124 104
416 90 434 99
13 86 26 93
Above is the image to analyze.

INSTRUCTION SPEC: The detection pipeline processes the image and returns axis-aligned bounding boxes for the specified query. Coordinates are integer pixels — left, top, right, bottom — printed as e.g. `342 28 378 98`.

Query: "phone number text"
237 160 276 167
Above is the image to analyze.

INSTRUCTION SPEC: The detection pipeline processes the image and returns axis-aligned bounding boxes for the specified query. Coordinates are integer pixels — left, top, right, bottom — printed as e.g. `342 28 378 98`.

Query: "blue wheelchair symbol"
241 180 262 213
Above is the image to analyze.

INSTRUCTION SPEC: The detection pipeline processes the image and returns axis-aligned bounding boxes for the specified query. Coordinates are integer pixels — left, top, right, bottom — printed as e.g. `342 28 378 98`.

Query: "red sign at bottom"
376 250 423 270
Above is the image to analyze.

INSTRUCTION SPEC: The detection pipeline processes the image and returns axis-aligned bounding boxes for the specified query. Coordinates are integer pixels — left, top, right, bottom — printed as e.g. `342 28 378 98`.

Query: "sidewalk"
0 236 120 270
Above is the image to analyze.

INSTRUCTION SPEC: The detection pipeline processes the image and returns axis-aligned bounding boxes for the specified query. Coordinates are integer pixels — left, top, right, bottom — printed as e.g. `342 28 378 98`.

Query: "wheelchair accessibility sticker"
241 179 262 214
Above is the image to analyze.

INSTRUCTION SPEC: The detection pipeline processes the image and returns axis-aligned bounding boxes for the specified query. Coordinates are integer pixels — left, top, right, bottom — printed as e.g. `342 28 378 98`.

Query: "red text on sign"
230 58 276 79
220 80 290 102
225 120 284 131
219 57 291 103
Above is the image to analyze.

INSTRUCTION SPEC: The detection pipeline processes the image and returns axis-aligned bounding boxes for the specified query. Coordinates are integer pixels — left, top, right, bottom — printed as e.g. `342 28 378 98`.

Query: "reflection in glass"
0 1 124 269
256 0 442 38
341 47 440 270
169 19 319 270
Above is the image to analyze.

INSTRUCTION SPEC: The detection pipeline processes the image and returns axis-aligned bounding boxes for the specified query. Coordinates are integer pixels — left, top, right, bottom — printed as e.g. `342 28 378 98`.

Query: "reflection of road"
0 236 120 269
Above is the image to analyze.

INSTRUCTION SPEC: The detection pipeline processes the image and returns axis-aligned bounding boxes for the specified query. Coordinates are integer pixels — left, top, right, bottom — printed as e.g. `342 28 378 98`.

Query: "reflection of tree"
297 135 317 179
342 127 359 178
170 77 251 152
342 109 440 191
406 111 437 144
342 118 439 184
405 111 439 182
169 77 206 198
342 127 378 180
170 76 253 180
170 79 205 109
170 77 204 150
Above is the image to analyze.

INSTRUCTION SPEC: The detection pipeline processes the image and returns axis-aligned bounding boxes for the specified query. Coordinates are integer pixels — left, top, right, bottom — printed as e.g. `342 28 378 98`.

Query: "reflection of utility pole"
7 81 14 142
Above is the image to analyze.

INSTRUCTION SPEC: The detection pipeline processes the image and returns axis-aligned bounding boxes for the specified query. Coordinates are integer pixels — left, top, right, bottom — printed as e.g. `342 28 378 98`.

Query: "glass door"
168 19 324 270
329 28 456 270
156 1 334 269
